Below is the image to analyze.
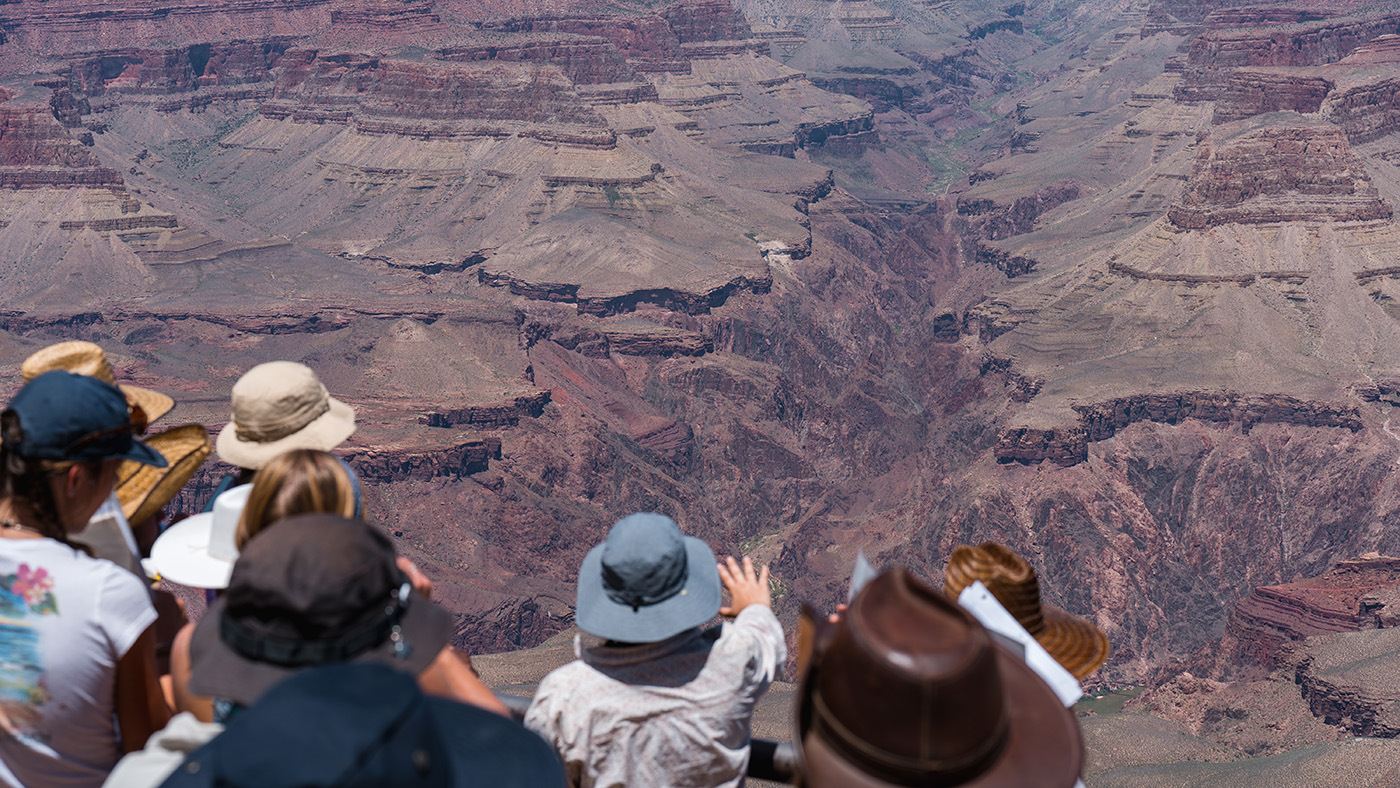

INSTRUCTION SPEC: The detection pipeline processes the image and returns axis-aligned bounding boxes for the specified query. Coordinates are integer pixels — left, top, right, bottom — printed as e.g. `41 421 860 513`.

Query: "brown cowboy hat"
21 341 174 426
116 424 212 525
944 543 1109 680
796 567 1083 788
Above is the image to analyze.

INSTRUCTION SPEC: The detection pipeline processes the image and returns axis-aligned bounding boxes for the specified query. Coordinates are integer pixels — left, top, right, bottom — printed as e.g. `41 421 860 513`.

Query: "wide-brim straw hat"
796 567 1083 788
944 542 1109 680
215 361 355 470
116 424 212 525
21 341 174 425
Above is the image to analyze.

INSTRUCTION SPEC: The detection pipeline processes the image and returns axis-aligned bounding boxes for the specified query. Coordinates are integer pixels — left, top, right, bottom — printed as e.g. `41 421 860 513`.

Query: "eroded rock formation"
1168 124 1391 229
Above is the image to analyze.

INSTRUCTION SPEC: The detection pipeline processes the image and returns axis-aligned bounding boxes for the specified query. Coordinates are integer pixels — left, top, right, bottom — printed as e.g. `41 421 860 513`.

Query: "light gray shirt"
525 606 786 788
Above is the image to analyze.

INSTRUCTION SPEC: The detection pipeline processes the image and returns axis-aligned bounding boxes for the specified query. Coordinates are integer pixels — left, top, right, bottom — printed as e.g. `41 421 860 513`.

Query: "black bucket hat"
188 514 453 707
575 513 720 643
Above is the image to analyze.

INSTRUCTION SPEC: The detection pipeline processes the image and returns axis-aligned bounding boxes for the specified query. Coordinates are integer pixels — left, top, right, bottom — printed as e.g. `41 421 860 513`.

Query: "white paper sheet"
957 581 1084 707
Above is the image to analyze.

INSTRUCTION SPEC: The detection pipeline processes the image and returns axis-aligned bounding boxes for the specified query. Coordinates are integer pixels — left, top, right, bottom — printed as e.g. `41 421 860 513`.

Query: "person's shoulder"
427 698 566 785
538 659 595 690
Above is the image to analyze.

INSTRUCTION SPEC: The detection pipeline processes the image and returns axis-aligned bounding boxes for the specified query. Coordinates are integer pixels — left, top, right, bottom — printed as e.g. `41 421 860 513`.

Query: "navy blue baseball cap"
6 371 167 467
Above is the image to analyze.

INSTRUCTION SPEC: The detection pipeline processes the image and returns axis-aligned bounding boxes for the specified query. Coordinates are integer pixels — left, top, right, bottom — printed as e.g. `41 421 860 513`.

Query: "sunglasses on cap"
60 403 149 454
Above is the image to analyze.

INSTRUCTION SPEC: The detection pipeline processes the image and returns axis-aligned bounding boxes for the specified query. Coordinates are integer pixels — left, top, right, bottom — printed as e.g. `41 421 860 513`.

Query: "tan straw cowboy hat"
117 424 212 525
215 361 355 470
21 341 174 426
796 567 1083 788
944 542 1109 680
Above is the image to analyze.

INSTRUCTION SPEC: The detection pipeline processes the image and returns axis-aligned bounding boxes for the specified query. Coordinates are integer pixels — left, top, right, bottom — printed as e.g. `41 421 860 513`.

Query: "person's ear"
63 465 86 500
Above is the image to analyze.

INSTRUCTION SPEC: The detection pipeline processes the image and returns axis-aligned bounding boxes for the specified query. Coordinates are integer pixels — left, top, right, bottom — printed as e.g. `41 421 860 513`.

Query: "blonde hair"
235 449 357 549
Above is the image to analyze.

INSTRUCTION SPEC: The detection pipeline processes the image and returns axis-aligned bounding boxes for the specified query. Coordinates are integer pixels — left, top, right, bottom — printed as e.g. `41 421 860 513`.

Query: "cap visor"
575 536 721 643
121 438 169 468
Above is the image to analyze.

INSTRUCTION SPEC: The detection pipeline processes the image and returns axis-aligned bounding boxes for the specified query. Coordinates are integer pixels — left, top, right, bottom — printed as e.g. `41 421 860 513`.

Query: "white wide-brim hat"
149 484 251 589
215 361 356 471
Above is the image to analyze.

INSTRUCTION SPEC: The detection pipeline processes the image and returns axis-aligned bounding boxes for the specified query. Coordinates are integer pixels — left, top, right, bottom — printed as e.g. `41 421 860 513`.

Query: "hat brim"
1038 606 1110 680
187 589 454 707
574 536 720 643
119 384 174 427
214 396 355 470
797 640 1083 788
117 424 212 524
147 513 234 589
119 436 169 468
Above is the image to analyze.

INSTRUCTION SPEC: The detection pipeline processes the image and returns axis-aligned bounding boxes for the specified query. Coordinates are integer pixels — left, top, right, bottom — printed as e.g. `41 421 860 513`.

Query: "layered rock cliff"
1168 124 1391 229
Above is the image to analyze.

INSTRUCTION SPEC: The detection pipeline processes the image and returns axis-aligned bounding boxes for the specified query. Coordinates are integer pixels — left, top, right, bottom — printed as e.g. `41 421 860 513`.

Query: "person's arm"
718 555 787 684
169 622 213 723
115 624 172 753
416 646 510 716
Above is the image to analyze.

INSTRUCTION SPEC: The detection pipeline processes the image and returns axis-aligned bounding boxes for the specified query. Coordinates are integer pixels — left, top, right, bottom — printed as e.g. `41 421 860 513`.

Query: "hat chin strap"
220 582 411 667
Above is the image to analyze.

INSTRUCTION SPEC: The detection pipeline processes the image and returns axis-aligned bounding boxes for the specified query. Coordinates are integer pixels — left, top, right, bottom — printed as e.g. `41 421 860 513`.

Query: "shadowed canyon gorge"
10 0 1400 779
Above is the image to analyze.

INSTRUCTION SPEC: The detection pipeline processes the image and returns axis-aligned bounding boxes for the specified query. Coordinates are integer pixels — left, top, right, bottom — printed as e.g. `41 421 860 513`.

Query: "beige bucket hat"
22 341 174 426
117 424 213 525
215 362 355 470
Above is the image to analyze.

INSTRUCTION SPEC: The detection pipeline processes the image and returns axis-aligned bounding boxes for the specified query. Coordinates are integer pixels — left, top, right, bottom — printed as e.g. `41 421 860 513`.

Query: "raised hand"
718 555 772 616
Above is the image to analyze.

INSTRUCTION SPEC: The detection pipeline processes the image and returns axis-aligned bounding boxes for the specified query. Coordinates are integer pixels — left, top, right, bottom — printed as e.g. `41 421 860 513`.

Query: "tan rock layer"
995 392 1364 465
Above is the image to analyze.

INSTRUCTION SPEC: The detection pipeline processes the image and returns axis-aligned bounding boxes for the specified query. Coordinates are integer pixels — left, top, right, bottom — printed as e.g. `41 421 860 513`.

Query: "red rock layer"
0 105 122 188
260 51 612 143
995 392 1364 465
658 0 753 43
437 35 636 85
1168 126 1391 229
0 0 335 52
1324 77 1400 143
1177 13 1400 101
478 14 693 74
66 40 291 98
1225 558 1400 672
1212 70 1334 124
329 0 443 33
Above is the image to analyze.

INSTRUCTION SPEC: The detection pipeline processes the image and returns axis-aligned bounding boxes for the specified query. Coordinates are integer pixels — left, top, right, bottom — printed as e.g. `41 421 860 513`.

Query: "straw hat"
943 543 1109 680
215 362 355 470
116 424 212 525
796 567 1083 788
22 341 174 426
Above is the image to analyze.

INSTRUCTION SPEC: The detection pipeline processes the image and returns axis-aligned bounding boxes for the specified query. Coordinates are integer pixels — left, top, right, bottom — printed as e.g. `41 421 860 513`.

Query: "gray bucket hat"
575 513 721 643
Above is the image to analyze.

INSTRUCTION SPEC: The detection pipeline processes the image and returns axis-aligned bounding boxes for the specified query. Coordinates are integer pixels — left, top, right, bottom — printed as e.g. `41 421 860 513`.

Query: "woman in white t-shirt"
0 371 172 788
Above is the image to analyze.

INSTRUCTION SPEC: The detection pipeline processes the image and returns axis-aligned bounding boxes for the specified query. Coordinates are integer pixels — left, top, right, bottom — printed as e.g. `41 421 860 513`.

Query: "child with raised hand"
526 513 785 788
